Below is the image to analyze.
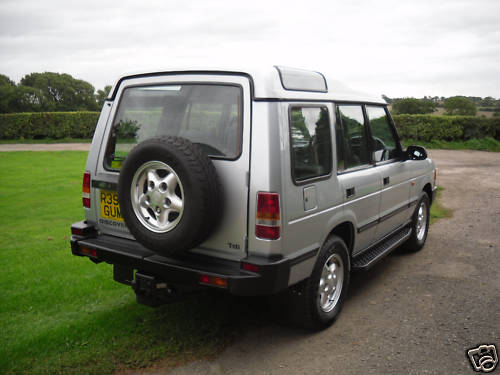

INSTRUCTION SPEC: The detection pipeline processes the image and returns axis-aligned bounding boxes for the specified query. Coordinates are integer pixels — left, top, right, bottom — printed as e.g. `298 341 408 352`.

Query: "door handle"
346 187 356 198
383 176 390 186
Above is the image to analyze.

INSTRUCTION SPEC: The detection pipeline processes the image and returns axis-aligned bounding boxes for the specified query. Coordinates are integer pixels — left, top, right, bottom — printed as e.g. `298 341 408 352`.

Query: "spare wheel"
118 136 222 256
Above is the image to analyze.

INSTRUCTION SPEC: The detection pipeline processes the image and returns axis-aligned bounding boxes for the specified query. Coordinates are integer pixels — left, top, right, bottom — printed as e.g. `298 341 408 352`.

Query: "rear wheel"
284 236 350 330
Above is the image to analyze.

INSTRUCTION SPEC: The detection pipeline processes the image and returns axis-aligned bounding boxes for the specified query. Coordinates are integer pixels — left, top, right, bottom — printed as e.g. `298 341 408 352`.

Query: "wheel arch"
423 183 433 205
326 221 355 256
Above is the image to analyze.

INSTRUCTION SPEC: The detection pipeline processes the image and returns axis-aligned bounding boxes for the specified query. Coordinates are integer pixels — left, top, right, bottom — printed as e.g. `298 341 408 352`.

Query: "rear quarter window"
289 106 332 182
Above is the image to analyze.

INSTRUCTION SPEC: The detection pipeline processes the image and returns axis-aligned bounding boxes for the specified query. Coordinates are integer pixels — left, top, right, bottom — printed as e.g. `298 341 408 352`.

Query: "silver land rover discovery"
70 66 437 329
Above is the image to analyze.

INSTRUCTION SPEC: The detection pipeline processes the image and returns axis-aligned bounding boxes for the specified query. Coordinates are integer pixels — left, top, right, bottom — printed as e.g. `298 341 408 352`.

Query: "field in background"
432 107 495 118
0 151 449 375
388 106 497 118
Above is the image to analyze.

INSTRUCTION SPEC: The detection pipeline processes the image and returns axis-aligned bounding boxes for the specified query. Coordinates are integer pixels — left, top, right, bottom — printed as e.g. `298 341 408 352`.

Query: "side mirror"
405 145 427 160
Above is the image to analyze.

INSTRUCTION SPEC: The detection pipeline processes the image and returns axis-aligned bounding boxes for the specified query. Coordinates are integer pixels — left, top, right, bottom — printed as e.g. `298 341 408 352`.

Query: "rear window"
105 84 242 169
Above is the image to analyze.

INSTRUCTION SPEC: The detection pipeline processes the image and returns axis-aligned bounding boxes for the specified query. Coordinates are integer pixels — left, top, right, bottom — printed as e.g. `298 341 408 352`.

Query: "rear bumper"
70 221 296 296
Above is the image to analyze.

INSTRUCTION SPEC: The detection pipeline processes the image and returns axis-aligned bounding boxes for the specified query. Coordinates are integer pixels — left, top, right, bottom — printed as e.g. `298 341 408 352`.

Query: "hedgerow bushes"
0 112 499 141
0 112 99 139
393 115 500 141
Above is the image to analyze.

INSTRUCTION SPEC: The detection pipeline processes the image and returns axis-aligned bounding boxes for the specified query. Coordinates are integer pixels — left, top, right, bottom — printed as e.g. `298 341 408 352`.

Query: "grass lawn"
430 186 451 224
0 151 449 375
0 152 266 375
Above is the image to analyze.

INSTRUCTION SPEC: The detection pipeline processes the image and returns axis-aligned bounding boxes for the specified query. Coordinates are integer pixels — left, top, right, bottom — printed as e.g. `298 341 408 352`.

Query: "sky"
1 0 500 98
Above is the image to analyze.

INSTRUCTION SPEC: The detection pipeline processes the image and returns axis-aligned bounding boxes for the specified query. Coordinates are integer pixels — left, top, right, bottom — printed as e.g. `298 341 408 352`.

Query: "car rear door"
92 73 252 260
365 105 412 239
336 104 382 254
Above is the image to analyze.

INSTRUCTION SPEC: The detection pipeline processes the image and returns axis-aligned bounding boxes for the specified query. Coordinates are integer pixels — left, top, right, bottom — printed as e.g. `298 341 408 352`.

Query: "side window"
289 106 332 181
334 107 345 172
366 106 401 162
337 105 371 169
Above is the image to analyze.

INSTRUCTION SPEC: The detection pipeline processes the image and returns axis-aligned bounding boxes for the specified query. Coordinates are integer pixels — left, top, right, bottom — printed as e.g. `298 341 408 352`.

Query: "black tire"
402 192 430 252
118 136 222 256
284 236 350 330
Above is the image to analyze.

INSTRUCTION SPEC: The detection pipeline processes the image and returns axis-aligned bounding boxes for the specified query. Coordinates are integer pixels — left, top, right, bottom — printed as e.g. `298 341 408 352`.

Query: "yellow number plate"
100 190 123 222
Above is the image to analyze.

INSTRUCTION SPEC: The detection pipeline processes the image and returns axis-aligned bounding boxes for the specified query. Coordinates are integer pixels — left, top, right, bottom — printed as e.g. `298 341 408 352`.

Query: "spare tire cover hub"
130 160 184 233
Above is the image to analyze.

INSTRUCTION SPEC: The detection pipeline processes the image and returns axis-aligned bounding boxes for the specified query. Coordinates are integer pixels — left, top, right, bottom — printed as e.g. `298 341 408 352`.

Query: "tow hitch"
131 272 180 307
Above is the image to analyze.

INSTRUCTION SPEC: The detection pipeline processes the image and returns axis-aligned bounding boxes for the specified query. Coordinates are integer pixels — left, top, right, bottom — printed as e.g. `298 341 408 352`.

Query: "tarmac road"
157 149 500 375
4 145 497 374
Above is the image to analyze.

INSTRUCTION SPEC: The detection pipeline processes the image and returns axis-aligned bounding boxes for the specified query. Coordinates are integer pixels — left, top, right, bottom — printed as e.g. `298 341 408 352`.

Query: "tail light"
82 171 91 208
80 246 98 258
199 274 228 288
256 192 280 240
241 262 259 273
433 168 438 182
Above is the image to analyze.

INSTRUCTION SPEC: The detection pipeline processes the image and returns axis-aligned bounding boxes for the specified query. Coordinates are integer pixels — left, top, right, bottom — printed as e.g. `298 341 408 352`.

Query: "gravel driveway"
157 150 499 375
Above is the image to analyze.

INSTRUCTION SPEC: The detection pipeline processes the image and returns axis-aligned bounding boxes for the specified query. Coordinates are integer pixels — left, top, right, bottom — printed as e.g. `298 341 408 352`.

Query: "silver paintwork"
318 253 344 313
106 65 384 104
131 161 184 233
85 66 436 287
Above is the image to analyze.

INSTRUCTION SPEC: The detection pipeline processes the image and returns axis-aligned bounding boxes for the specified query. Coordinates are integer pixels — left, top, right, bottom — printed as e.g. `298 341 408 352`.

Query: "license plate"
100 190 123 222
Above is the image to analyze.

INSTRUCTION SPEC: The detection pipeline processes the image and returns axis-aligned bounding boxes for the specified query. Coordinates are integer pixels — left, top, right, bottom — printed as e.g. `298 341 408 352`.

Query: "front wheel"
285 236 350 330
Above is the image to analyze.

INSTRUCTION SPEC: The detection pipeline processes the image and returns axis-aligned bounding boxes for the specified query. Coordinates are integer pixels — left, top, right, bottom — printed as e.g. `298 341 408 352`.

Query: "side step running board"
352 225 412 271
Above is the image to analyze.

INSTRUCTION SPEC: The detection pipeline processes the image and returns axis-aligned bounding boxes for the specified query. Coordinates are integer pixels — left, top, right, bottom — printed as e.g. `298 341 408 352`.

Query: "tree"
14 85 51 112
444 96 477 116
95 85 112 108
20 72 98 111
0 83 48 113
0 74 47 113
391 98 436 114
0 74 15 113
465 96 482 106
0 74 15 87
481 96 495 107
0 84 16 113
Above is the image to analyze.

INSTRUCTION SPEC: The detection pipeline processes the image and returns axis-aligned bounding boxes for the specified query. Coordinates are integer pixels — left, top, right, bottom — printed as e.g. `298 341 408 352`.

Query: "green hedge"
1 112 499 142
0 112 99 139
393 114 500 142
